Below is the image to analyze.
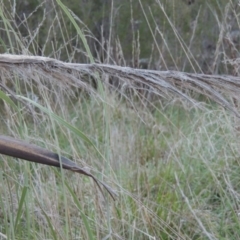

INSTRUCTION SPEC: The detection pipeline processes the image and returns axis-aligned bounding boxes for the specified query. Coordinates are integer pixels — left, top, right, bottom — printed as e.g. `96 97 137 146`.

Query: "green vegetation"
0 0 240 239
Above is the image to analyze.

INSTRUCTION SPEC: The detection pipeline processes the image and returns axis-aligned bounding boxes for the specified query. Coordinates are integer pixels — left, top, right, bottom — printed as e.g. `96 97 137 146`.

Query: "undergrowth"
0 0 240 239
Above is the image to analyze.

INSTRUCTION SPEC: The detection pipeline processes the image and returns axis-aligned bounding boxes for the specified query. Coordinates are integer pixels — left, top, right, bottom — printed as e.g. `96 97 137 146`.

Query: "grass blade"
0 89 18 110
14 186 28 231
64 179 94 240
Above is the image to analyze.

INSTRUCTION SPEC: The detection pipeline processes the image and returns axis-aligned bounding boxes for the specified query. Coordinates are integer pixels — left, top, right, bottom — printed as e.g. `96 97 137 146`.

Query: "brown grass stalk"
0 54 239 116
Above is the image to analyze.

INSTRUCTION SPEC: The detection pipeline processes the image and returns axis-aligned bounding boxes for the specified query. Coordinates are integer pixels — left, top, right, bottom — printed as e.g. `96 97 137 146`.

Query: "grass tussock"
1 53 240 239
1 0 240 239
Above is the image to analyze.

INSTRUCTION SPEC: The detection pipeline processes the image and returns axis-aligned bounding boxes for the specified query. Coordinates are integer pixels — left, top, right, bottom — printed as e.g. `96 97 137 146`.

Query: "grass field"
0 1 240 239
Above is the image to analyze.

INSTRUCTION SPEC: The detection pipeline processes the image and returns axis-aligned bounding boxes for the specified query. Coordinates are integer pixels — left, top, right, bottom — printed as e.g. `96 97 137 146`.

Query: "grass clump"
0 0 240 239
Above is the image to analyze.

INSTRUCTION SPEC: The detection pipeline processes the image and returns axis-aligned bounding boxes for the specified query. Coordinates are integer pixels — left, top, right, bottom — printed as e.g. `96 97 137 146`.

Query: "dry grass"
1 0 240 239
1 54 240 116
0 54 240 239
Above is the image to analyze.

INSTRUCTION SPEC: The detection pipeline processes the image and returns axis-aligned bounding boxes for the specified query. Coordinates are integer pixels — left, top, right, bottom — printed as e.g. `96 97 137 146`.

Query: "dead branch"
0 54 239 116
0 135 116 200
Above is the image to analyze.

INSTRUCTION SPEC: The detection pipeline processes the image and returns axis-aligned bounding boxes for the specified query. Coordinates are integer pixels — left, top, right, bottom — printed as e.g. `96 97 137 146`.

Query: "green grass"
1 91 240 239
0 0 240 239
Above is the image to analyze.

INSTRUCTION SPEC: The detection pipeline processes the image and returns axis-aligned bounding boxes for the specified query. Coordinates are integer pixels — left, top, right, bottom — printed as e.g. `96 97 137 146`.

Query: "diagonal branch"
0 135 116 200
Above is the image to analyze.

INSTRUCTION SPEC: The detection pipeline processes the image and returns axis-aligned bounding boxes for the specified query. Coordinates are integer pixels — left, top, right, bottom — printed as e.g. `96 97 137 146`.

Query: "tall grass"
0 0 240 239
